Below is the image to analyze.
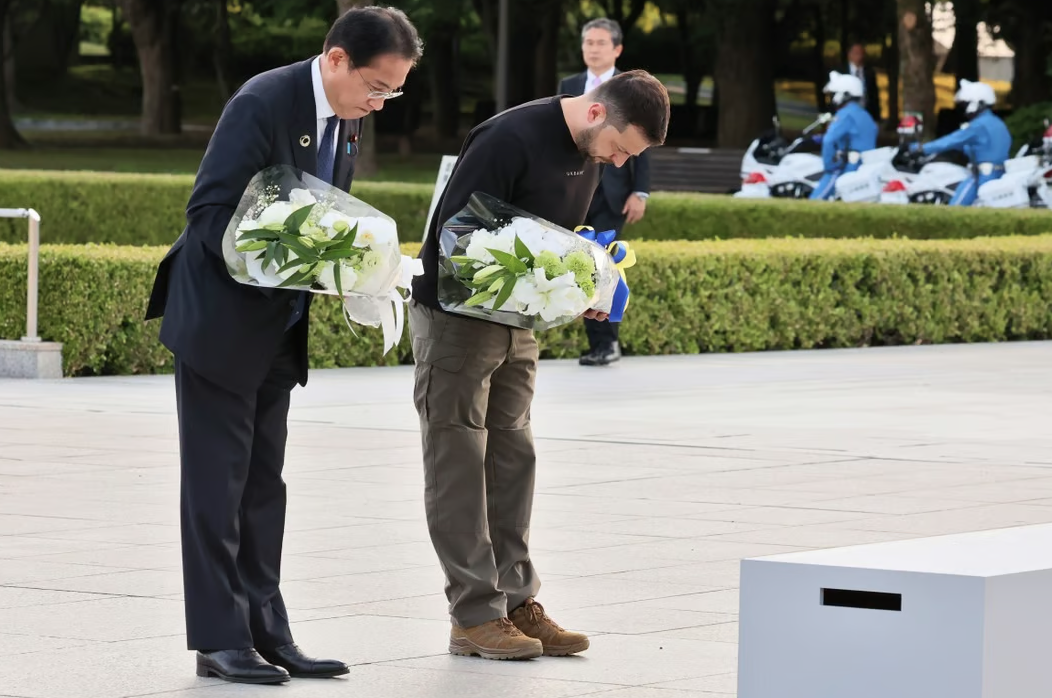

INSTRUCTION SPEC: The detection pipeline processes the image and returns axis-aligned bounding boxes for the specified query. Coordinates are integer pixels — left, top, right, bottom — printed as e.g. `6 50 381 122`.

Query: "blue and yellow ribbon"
574 226 636 323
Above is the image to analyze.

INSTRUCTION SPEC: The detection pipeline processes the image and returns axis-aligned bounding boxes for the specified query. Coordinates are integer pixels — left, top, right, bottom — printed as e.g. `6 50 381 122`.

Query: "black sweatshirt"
412 96 601 310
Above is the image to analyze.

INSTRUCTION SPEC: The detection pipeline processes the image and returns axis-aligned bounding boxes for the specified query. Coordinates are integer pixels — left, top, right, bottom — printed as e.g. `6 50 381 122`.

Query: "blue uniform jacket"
919 109 1012 165
821 101 878 172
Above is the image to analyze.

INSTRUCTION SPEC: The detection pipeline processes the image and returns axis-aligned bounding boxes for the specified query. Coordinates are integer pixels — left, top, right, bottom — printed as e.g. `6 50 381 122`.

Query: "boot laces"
496 617 523 636
524 599 564 630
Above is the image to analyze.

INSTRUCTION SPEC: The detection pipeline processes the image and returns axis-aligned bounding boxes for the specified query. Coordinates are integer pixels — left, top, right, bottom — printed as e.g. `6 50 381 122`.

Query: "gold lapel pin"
299 135 311 147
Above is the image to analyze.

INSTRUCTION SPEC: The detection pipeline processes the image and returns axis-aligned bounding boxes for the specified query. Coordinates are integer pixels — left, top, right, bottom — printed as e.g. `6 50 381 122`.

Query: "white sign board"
424 155 459 241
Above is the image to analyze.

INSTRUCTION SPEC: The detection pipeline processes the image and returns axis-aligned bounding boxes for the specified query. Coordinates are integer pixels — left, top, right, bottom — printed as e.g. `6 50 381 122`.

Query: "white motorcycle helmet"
955 79 996 117
823 71 864 109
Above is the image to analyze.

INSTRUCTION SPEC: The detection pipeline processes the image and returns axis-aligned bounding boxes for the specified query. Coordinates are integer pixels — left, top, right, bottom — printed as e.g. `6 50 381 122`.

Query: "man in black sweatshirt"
410 70 670 661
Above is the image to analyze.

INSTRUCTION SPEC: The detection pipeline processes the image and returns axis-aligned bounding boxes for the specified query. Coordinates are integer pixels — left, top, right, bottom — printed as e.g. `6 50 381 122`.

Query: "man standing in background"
844 42 882 125
559 17 651 367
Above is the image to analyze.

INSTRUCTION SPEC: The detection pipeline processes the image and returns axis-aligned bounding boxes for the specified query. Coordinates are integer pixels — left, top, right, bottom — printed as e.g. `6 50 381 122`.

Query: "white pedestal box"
737 524 1052 698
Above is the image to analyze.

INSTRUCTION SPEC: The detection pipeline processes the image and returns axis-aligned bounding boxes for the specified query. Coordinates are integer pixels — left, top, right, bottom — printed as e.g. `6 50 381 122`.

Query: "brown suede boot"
449 618 544 660
510 598 590 656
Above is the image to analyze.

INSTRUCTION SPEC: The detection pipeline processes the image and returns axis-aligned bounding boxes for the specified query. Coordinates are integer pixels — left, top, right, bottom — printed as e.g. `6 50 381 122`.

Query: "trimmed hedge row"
2 169 1052 247
3 237 1052 377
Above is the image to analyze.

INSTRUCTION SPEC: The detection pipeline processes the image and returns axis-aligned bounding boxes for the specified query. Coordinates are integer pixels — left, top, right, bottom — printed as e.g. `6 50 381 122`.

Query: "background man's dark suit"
558 69 650 359
145 56 359 651
845 62 881 124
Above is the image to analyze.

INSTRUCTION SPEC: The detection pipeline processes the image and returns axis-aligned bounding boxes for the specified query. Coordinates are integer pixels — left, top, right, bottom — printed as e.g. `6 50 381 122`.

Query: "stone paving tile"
1 342 1051 697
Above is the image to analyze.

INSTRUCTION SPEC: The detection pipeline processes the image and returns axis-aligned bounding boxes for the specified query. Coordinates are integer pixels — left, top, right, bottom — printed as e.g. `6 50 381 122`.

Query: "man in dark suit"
846 42 882 125
144 6 422 685
559 17 651 367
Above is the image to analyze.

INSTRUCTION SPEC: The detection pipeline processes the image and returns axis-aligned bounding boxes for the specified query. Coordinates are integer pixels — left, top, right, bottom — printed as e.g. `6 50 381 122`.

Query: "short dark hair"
591 69 670 146
324 6 424 67
581 17 623 47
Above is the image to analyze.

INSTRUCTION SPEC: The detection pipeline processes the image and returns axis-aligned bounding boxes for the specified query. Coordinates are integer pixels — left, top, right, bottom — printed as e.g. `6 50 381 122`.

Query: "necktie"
317 114 340 185
589 74 601 91
286 114 340 330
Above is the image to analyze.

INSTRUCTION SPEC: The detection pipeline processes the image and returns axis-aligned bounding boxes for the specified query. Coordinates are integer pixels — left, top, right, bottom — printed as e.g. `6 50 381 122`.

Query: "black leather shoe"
258 643 349 678
195 649 290 684
579 342 622 367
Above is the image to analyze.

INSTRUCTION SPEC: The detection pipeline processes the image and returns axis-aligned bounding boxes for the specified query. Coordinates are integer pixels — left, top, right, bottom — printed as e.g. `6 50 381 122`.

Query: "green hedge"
3 237 1052 377
2 170 1051 248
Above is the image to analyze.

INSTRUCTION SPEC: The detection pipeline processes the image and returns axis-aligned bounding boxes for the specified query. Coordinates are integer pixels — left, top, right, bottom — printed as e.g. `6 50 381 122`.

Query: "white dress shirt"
311 57 338 150
586 66 616 91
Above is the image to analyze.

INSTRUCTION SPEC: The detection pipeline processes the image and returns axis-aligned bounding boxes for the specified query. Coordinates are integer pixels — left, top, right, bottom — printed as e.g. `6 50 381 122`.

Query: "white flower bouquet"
221 164 422 353
436 192 631 330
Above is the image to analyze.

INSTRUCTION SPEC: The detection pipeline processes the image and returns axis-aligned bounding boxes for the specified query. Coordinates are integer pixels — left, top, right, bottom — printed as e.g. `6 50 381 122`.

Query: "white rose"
256 201 300 228
316 261 358 294
288 188 318 207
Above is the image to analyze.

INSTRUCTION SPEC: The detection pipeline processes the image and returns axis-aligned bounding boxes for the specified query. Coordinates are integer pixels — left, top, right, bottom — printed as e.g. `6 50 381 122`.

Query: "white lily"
511 268 590 322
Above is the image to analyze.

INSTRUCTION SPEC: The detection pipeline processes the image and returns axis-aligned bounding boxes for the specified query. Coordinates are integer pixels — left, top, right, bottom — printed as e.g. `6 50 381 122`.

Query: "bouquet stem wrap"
221 164 422 354
574 226 635 323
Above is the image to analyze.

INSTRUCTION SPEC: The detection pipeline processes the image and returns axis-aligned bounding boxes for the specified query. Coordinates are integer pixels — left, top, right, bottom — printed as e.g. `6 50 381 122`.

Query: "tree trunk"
897 0 935 134
341 0 377 177
713 0 777 148
675 7 702 138
840 0 850 66
1009 2 1052 107
53 0 85 75
213 0 232 101
122 0 181 135
533 0 561 99
812 3 827 111
884 0 900 128
3 10 17 113
0 0 24 149
427 23 460 139
947 0 978 84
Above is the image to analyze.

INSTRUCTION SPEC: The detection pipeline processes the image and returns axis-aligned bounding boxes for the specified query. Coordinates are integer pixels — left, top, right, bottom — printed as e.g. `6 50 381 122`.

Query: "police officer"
909 79 1012 206
810 71 878 200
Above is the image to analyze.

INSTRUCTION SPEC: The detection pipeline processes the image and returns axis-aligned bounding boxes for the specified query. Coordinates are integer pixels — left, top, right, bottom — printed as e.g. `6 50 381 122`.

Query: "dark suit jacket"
558 70 651 220
145 57 361 395
845 63 881 124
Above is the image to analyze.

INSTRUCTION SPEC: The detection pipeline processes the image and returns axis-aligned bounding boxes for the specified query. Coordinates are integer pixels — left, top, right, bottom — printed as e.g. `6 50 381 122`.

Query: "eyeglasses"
355 68 403 100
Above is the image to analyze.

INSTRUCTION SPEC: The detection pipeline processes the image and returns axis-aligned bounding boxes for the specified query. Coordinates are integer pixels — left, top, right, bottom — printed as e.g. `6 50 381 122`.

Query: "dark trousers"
174 331 299 651
584 192 625 352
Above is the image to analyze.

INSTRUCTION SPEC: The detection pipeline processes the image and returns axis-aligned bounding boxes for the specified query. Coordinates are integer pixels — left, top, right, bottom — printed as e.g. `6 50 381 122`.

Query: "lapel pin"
299 135 311 147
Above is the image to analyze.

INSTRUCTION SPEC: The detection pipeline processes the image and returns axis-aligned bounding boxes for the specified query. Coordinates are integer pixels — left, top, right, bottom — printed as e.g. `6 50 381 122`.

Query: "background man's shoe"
195 649 290 684
257 643 349 678
510 598 590 656
449 618 544 660
579 341 621 367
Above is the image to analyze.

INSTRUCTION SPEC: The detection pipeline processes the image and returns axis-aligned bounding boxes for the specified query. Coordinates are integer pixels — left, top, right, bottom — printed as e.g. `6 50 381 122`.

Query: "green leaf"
276 265 317 288
492 274 517 310
514 235 536 264
273 232 318 261
464 290 495 307
275 256 309 274
344 221 359 247
333 263 344 297
318 248 358 262
237 228 281 242
283 203 316 232
488 248 528 274
262 242 278 271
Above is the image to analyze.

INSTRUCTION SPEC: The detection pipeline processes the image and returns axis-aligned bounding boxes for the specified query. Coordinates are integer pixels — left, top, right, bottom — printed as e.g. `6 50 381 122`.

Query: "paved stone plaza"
2 342 1051 697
